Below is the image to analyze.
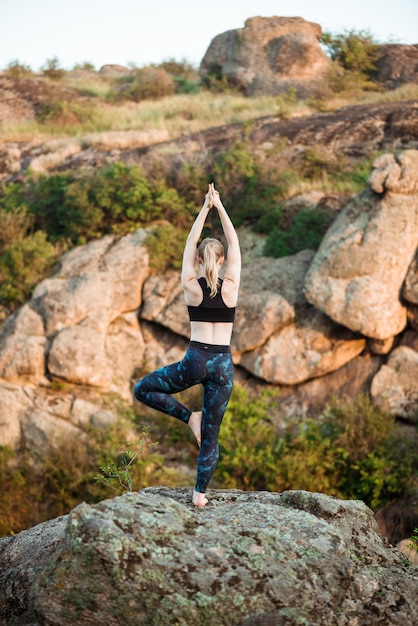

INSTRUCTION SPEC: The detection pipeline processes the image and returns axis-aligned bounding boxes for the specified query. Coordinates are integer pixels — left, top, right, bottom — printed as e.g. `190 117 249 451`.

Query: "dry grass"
1 78 417 146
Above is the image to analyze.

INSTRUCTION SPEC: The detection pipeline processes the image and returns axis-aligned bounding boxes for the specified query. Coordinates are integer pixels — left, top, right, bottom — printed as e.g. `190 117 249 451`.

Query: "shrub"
4 59 34 78
0 416 175 536
0 230 57 308
218 386 280 490
72 61 96 71
145 222 187 273
0 183 32 252
41 56 66 80
158 58 200 94
275 395 418 509
263 207 330 257
112 66 175 102
276 87 298 119
321 30 380 90
36 96 96 127
217 390 418 510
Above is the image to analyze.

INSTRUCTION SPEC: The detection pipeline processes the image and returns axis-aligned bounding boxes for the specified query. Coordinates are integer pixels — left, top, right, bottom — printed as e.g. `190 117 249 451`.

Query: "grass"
2 68 417 145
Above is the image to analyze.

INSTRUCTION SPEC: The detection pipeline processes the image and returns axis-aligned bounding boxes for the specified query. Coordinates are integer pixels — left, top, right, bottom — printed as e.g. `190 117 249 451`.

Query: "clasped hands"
204 183 221 209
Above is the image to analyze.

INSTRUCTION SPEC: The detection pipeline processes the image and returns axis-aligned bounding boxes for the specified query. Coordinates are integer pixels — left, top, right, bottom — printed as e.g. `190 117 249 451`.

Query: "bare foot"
188 411 202 447
193 490 208 507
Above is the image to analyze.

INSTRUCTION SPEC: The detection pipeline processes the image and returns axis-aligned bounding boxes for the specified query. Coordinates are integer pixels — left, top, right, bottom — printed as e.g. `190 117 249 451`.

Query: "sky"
1 0 417 72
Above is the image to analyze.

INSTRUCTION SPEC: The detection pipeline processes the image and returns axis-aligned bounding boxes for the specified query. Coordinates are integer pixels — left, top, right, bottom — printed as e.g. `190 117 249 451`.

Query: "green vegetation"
409 528 418 553
321 29 380 88
95 425 158 493
0 408 187 536
218 390 418 510
2 389 415 536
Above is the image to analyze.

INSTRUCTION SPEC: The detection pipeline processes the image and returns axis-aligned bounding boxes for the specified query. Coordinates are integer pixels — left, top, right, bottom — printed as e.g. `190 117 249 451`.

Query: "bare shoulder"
183 276 203 306
221 274 240 307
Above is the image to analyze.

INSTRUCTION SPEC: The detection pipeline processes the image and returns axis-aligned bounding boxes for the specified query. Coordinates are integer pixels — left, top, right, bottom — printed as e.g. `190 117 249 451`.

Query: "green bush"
217 390 418 510
4 59 34 78
0 415 180 536
0 163 196 309
145 222 187 273
263 207 330 257
23 163 191 245
0 231 57 308
112 66 176 102
218 386 280 490
41 56 66 80
321 30 380 90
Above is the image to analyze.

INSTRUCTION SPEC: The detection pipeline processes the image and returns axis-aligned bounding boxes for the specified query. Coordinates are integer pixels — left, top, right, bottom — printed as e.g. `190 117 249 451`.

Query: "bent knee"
133 380 146 401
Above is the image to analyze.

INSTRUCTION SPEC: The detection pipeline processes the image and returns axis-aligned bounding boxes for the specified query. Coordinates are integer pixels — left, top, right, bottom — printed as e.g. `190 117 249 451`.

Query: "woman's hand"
209 182 222 209
204 184 213 209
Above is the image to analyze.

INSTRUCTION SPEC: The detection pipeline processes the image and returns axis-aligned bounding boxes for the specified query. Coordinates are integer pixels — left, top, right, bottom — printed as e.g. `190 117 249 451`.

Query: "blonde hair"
198 238 224 297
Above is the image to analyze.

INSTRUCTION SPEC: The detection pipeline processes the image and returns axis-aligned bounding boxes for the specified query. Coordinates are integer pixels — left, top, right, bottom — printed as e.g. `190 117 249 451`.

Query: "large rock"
238 306 365 385
371 346 418 421
233 250 313 353
32 231 149 335
0 230 151 396
1 488 417 626
200 16 330 96
304 150 418 340
0 381 118 453
376 44 418 89
0 304 47 384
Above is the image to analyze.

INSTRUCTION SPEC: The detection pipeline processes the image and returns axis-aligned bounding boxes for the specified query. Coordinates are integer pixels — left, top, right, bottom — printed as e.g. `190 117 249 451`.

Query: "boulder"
403 253 418 305
0 488 417 626
232 250 313 353
141 271 190 338
376 44 418 89
48 325 112 387
279 353 383 420
0 304 47 384
0 383 31 448
370 346 418 421
32 230 150 335
0 382 115 453
238 307 365 385
200 16 330 95
304 150 418 340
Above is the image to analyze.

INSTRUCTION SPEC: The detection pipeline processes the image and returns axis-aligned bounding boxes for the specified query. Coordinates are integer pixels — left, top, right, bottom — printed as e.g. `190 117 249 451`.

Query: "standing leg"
193 352 234 505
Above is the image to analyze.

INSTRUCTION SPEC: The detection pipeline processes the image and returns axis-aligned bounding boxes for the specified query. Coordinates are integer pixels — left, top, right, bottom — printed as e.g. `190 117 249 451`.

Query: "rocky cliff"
0 488 417 626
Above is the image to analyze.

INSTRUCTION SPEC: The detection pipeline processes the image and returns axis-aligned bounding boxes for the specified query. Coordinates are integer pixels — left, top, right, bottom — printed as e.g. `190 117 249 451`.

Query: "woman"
133 183 241 507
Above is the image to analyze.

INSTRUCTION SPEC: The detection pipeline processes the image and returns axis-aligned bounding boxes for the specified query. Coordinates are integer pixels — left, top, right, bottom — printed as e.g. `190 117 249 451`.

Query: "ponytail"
198 238 224 298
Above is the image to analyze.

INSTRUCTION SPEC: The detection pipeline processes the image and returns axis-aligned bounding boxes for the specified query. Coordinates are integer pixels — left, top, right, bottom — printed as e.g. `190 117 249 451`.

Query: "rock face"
304 151 418 341
376 44 418 88
0 488 417 626
371 346 418 422
200 16 330 95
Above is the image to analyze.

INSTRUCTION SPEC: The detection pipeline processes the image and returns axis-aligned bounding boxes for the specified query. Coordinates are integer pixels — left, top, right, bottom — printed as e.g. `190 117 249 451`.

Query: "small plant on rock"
95 425 158 493
409 528 418 553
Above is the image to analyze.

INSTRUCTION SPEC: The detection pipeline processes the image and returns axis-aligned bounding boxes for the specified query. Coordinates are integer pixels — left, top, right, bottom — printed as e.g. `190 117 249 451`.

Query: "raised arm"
211 184 241 285
181 186 212 288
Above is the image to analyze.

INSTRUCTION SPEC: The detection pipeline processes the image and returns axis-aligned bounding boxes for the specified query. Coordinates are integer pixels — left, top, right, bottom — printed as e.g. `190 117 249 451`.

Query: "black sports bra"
187 277 236 323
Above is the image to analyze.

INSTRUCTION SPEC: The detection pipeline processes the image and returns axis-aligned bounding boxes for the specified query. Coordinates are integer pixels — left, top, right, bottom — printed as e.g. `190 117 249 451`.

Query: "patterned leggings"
133 341 234 493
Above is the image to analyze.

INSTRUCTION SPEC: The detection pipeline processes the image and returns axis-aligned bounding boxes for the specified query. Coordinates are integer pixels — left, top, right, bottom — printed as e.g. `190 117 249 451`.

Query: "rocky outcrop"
376 44 418 89
2 99 418 182
370 346 418 422
0 150 418 450
304 150 418 341
200 16 330 96
1 488 417 626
